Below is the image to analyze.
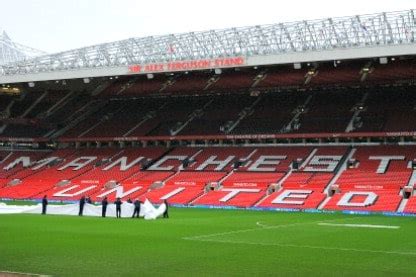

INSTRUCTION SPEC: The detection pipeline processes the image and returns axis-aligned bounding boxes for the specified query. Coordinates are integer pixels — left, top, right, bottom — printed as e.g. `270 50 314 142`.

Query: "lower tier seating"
0 145 413 214
0 180 57 199
280 173 333 192
141 186 204 205
257 189 326 209
403 197 416 214
222 172 285 188
165 171 227 186
323 191 402 212
193 188 266 208
89 184 151 202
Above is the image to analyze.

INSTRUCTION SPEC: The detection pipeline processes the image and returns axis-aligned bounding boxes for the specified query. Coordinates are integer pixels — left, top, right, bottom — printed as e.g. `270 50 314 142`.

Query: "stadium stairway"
172 99 214 136
20 91 49 118
282 94 312 133
223 95 262 134
44 90 75 117
345 92 369 132
51 99 108 139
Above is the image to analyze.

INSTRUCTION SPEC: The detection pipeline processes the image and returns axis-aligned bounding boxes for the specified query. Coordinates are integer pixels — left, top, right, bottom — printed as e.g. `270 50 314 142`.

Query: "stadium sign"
128 57 245 74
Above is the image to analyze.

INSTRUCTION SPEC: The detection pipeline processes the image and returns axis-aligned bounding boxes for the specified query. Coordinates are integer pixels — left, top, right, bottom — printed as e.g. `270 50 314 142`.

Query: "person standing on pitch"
79 195 86 216
115 197 122 218
163 199 169 218
101 196 108 217
132 199 141 218
41 195 48 215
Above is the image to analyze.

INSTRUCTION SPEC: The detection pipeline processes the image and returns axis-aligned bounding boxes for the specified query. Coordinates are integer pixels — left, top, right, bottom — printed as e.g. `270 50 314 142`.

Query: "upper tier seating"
163 72 210 94
122 76 165 95
209 71 258 90
256 66 305 87
294 90 362 133
353 87 416 132
2 58 416 139
231 92 308 134
179 94 258 135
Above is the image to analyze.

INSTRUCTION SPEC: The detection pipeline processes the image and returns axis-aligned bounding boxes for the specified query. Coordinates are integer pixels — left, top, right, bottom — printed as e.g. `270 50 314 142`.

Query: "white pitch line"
183 217 361 240
183 217 408 256
317 223 400 229
0 270 51 276
184 221 321 240
256 221 268 228
186 238 416 256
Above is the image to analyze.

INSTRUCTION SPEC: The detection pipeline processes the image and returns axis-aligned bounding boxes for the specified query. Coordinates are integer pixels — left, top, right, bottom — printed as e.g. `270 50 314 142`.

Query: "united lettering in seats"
3 153 411 174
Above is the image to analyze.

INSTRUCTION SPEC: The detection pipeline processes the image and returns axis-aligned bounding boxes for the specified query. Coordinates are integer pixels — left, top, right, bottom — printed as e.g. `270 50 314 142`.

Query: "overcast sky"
0 0 414 53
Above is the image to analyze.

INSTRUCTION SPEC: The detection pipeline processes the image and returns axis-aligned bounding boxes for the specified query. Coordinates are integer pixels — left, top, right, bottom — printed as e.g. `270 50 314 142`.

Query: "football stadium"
1 7 416 276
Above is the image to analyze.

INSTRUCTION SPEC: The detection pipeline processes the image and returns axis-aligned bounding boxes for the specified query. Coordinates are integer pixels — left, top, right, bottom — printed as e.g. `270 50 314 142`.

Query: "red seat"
193 188 265 208
257 189 326 209
324 191 402 212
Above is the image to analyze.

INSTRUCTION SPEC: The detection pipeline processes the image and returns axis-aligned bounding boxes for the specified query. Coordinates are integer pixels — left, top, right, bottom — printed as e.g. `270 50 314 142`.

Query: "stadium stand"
1 12 416 215
230 92 308 134
163 72 212 94
2 60 416 140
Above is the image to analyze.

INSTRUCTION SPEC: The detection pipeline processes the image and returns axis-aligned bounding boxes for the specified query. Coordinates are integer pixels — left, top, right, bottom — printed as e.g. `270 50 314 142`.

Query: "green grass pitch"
0 208 415 276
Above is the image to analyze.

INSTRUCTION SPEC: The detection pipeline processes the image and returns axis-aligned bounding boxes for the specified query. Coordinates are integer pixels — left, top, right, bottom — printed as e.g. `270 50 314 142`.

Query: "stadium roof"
0 9 415 84
0 29 46 66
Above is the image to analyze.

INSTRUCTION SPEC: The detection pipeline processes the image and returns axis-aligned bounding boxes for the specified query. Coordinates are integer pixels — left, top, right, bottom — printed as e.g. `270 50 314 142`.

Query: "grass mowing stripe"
186 238 416 256
1 209 415 276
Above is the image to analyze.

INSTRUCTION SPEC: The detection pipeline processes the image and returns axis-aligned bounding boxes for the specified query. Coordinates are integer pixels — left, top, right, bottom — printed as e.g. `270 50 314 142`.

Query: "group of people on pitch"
41 195 169 218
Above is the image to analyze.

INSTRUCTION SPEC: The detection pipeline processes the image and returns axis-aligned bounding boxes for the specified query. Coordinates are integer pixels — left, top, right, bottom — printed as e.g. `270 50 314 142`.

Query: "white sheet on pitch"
0 200 166 219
